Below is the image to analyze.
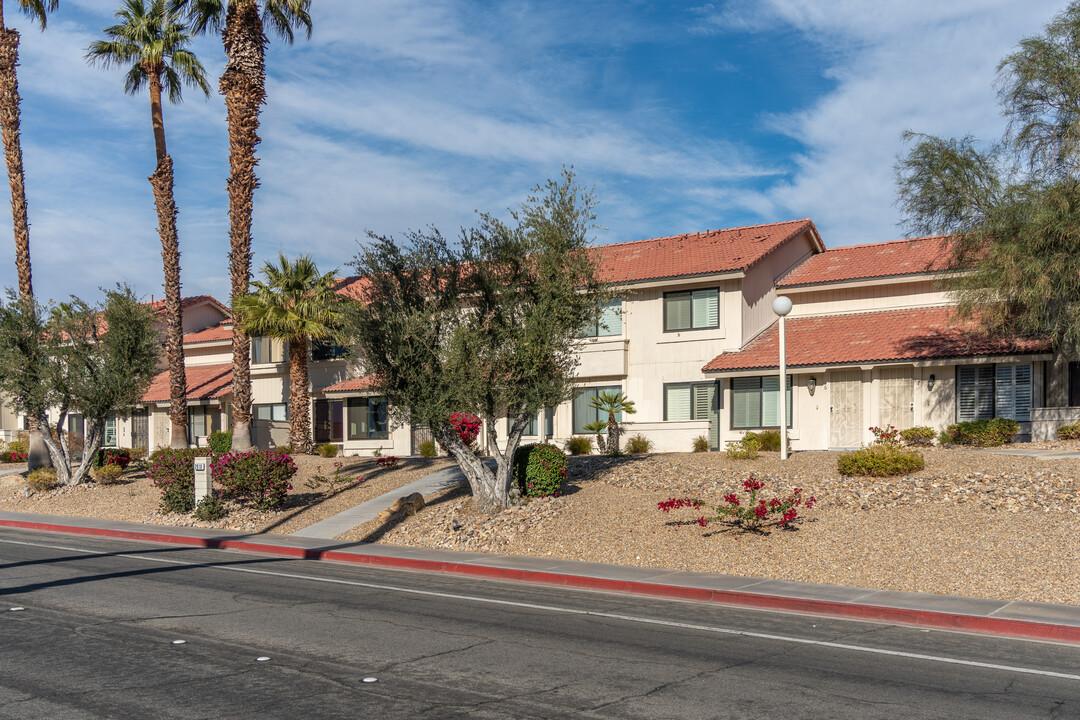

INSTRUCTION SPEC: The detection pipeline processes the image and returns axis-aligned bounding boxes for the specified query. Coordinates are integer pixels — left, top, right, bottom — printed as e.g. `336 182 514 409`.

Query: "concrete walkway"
291 464 468 539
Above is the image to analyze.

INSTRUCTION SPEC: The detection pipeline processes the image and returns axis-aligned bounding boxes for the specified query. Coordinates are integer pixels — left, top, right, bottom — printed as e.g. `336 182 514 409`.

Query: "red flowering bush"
376 455 399 469
513 443 568 498
869 425 902 448
211 449 297 510
449 413 481 447
95 448 132 470
0 450 27 463
658 475 815 532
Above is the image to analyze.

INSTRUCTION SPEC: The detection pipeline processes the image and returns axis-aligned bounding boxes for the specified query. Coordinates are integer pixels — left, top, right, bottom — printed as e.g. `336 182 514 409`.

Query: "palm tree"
589 390 636 455
87 0 210 450
234 253 345 454
173 0 311 450
2 0 58 470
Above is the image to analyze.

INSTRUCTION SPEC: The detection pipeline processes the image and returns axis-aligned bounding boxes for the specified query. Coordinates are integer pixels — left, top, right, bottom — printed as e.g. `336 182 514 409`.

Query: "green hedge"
838 445 925 477
900 426 936 446
514 443 568 498
943 418 1020 447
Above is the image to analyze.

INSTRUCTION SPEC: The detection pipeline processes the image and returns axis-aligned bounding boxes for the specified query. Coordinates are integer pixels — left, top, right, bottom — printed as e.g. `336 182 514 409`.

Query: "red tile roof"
777 236 953 287
184 320 232 344
148 294 228 315
322 375 380 393
702 307 1050 373
141 363 233 403
596 219 819 283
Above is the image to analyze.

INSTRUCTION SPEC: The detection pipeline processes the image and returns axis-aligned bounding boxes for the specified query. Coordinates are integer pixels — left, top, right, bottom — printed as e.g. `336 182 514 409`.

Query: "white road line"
3 535 1080 682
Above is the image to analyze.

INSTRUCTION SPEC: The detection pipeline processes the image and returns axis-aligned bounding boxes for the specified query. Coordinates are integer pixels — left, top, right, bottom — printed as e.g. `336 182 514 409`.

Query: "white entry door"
830 369 863 448
878 366 914 431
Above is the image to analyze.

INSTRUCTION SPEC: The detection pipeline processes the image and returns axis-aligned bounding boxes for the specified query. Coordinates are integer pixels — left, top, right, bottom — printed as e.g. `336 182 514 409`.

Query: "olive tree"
348 169 609 513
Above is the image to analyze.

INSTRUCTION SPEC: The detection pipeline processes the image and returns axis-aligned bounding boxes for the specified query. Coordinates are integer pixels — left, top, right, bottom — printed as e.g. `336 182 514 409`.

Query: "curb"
3 517 1079 644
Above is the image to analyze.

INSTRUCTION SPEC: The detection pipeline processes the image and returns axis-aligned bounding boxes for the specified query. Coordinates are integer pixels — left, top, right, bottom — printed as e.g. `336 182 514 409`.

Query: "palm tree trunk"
0 25 47 469
287 337 312 454
220 0 266 452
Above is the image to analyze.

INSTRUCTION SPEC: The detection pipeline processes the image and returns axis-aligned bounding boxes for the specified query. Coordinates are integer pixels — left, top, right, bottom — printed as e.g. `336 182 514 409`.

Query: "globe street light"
772 296 792 460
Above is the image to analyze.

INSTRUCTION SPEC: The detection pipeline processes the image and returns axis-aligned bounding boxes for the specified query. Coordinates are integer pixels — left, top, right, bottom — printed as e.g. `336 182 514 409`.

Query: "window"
187 407 216 439
732 376 792 429
255 403 288 422
581 299 622 338
664 289 719 332
958 364 1032 422
664 383 716 422
251 336 285 364
346 397 389 440
544 407 555 438
314 399 344 443
312 340 348 362
507 413 539 437
572 385 621 435
103 416 117 447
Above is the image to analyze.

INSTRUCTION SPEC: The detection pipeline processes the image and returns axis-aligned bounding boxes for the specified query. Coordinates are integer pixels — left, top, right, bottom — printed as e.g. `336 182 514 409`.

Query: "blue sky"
4 0 1066 304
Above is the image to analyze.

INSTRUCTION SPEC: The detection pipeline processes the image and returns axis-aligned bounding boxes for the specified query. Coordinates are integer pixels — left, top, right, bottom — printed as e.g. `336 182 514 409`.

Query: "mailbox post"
194 456 212 506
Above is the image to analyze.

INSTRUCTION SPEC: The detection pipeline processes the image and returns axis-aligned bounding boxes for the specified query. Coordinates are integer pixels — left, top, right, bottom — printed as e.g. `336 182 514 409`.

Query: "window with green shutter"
663 289 719 331
731 376 792 429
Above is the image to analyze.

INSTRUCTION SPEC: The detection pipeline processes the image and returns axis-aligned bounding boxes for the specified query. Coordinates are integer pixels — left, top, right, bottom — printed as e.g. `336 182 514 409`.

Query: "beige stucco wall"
742 231 817 341
787 280 952 318
182 303 228 334
185 344 232 366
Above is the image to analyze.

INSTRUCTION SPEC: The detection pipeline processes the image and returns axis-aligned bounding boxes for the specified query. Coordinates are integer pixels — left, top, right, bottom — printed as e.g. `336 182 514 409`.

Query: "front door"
878 366 914 431
829 369 863 448
131 408 149 449
314 399 343 443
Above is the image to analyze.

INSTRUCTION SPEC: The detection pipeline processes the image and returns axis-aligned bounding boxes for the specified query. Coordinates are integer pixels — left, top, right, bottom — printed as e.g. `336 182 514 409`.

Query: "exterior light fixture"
807 376 817 396
772 296 793 460
928 373 936 391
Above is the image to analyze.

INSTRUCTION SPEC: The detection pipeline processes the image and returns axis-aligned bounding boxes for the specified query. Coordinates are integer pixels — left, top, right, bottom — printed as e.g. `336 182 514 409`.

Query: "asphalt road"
0 527 1078 719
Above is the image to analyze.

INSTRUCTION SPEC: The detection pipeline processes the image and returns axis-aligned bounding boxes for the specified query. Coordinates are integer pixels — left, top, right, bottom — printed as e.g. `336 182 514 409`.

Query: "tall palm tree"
2 0 59 470
173 0 311 450
87 0 210 450
234 253 344 454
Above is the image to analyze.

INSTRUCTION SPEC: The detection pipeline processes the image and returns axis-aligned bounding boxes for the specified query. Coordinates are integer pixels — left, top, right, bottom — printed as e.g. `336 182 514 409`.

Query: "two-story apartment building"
9 217 1074 455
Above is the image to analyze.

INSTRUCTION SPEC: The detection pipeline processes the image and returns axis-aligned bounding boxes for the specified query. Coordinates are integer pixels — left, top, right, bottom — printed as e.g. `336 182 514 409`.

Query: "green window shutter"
666 385 692 421
598 299 622 337
1014 364 1032 422
732 377 760 429
665 293 691 331
761 376 780 427
691 289 719 329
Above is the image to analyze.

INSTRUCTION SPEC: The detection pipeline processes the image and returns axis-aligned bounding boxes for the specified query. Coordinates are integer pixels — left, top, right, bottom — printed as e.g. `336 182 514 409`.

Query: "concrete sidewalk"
291 464 467 539
2 509 1079 644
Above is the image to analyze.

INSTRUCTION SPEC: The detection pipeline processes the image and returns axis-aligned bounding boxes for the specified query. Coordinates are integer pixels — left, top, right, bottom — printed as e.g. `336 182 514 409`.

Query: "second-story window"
664 289 718 332
311 339 348 362
251 336 285 364
580 298 622 338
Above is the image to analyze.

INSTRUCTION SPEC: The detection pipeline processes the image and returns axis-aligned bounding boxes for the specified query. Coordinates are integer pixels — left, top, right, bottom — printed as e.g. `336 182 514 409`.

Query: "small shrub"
160 483 195 514
93 463 125 485
147 448 200 508
744 430 788 452
565 436 591 455
317 443 339 458
869 425 902 448
376 455 399 469
193 493 228 521
625 434 653 454
692 435 711 453
0 450 27 463
1057 423 1080 440
937 429 954 446
513 443 568 498
659 476 815 532
944 418 1021 447
900 426 936 446
6 431 28 455
725 435 761 460
95 448 132 470
417 439 438 458
212 449 297 510
838 445 925 477
128 446 149 460
26 468 59 492
208 430 233 455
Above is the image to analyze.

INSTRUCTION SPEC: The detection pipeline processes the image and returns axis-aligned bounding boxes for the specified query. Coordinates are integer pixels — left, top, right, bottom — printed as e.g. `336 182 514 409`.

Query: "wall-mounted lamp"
928 373 936 391
807 376 817 396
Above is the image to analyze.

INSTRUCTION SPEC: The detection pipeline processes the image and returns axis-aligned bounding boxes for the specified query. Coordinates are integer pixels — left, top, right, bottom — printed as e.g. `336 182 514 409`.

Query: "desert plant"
159 482 195 514
589 390 636 455
128 446 149 460
0 450 27 463
869 425 902 448
838 445 926 476
147 448 200 509
725 436 760 460
94 447 132 470
565 436 591 455
944 418 1021 447
583 420 608 454
900 426 936 446
6 431 28 455
376 455 399 469
744 430 787 452
93 463 125 485
1058 423 1080 440
417 439 438 458
625 434 653 454
211 449 297 510
658 476 815 532
193 493 228 521
691 435 711 453
317 443 339 458
208 430 233 455
513 443 568 498
26 468 59 492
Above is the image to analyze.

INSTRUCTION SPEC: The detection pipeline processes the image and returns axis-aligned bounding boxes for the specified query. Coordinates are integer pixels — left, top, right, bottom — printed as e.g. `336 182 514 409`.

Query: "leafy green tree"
173 0 312 451
87 0 211 450
896 1 1080 354
348 169 610 513
0 287 159 484
589 390 635 455
234 253 347 454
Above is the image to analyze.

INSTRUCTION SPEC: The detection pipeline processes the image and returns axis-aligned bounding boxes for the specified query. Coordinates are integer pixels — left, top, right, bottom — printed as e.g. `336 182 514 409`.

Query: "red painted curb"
4 518 1079 644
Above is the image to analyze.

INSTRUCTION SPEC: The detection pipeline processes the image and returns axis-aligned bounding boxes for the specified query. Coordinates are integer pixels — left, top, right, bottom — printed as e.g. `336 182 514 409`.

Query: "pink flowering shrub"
211 449 297 510
375 455 399 469
513 443 567 498
147 448 202 513
658 476 815 532
449 413 481 447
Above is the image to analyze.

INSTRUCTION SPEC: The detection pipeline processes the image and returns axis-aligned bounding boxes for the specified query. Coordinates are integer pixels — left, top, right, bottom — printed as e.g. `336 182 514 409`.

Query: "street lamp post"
772 296 792 460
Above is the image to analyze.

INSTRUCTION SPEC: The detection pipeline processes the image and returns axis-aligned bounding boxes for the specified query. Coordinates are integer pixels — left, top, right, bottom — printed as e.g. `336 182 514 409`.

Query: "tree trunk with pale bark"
287 337 312 454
